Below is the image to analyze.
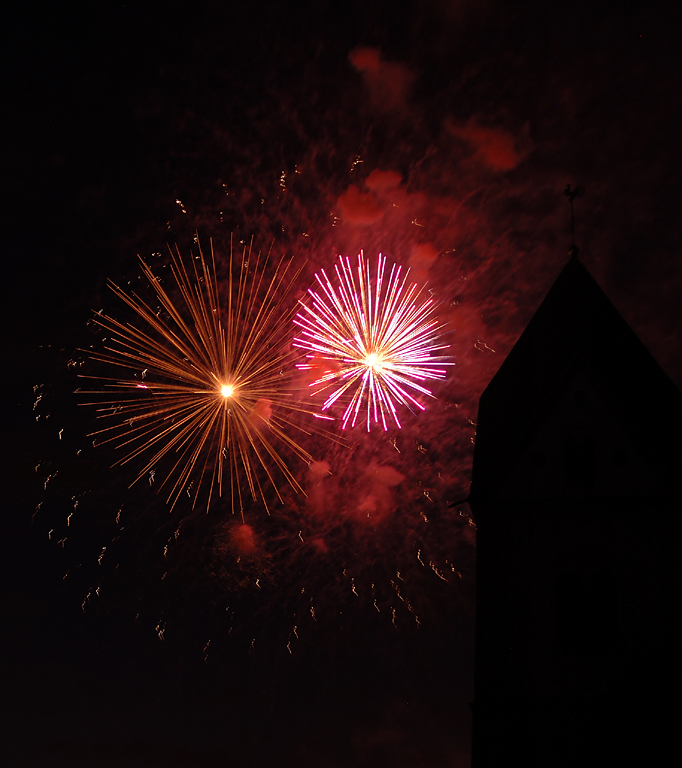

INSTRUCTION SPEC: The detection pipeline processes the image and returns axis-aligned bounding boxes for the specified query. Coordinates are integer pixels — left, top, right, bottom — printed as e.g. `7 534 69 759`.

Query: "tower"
469 254 681 766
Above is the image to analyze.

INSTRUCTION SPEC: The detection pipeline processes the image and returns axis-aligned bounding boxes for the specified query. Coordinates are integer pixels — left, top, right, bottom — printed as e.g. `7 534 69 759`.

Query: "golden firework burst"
79 238 333 514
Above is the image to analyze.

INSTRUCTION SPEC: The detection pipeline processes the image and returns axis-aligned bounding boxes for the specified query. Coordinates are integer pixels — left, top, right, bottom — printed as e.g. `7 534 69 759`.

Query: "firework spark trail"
294 252 452 430
78 238 335 515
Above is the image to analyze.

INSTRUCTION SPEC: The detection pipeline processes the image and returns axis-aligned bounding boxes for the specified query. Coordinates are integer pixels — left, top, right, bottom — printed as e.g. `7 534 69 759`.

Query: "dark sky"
2 2 681 766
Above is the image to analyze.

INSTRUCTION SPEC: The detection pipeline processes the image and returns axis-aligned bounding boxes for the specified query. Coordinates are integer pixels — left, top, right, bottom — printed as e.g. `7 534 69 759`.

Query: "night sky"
2 2 682 766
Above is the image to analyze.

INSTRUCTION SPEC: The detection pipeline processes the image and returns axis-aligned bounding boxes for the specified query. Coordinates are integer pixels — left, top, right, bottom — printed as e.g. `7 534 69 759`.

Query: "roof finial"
564 184 585 260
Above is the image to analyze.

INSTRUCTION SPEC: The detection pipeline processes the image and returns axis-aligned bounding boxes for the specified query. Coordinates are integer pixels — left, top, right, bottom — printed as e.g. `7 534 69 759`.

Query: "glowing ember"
294 252 452 430
79 239 332 514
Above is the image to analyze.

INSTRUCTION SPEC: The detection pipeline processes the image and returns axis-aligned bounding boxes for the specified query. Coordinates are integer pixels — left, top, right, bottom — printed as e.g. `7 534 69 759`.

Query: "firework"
79 239 332 514
293 252 451 430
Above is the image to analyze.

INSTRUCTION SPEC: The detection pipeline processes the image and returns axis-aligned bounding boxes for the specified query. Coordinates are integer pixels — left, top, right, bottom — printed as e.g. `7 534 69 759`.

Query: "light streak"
79 239 335 514
294 252 452 431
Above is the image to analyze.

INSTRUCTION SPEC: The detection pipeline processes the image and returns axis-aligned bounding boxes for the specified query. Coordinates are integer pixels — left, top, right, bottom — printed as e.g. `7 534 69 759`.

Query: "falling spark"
79 238 335 514
294 252 452 430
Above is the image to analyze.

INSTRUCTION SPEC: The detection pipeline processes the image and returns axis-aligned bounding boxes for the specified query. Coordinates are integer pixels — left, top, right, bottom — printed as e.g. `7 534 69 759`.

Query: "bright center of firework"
364 352 384 372
221 384 235 398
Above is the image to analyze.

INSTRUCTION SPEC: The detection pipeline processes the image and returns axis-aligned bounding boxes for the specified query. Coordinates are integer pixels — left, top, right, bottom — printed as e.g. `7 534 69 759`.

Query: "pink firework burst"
294 252 452 430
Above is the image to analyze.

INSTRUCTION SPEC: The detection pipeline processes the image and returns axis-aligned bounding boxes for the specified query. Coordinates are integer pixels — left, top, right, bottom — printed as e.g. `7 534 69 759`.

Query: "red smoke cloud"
337 184 385 225
446 118 522 171
251 398 273 423
336 169 404 227
365 169 402 192
349 46 414 112
408 243 440 284
355 461 405 525
230 524 258 556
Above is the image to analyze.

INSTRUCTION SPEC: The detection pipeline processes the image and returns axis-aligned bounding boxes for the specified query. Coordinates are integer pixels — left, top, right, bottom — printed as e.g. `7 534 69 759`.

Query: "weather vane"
564 183 585 259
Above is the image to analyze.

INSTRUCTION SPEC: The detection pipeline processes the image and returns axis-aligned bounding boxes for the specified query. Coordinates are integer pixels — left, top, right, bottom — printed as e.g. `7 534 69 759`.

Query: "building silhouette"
469 254 681 766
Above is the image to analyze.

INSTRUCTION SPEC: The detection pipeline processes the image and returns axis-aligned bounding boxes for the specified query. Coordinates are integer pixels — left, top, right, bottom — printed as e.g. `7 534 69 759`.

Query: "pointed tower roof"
470 257 682 505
